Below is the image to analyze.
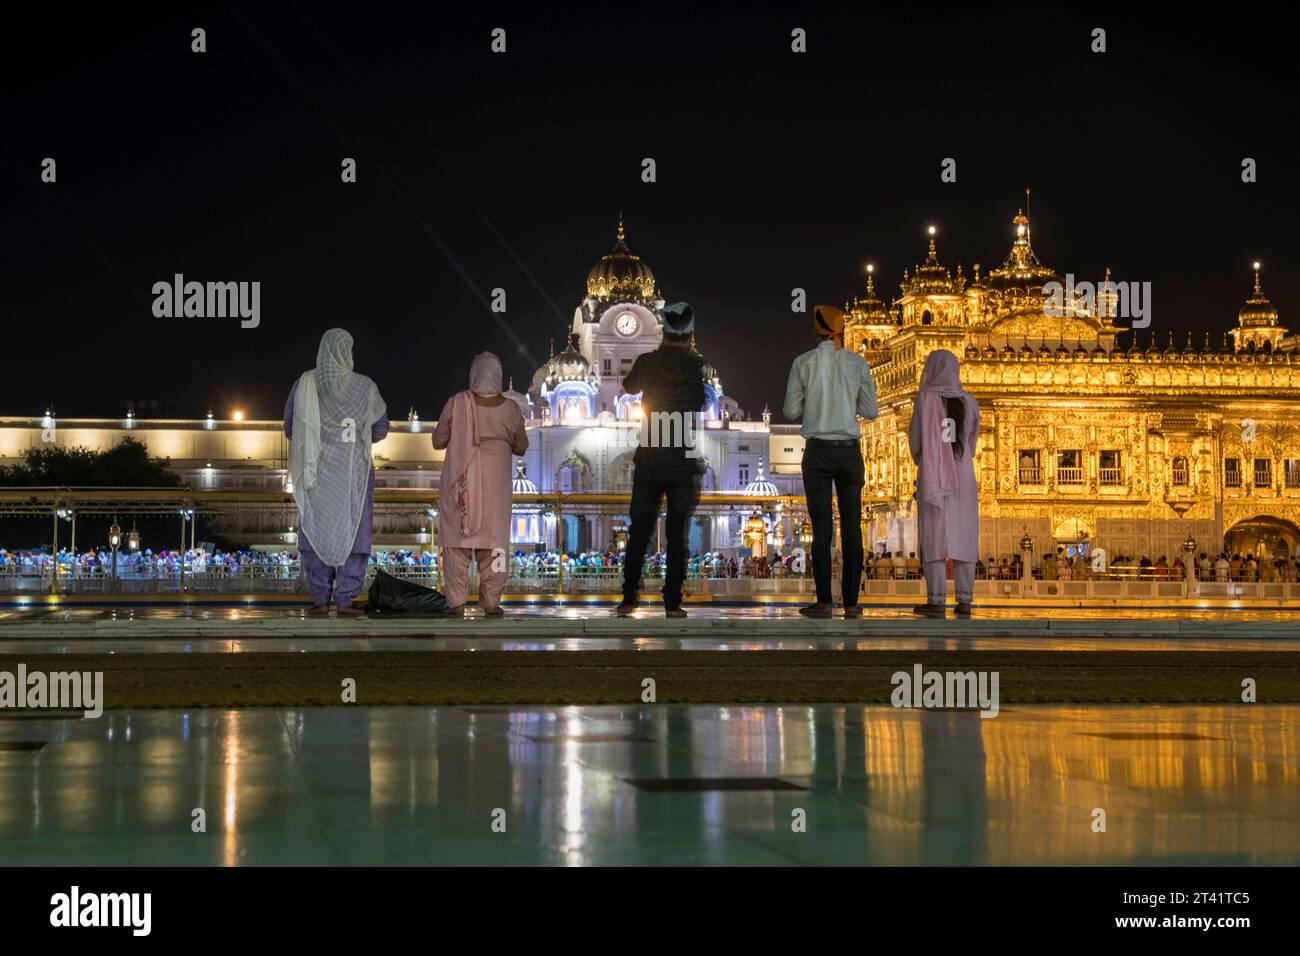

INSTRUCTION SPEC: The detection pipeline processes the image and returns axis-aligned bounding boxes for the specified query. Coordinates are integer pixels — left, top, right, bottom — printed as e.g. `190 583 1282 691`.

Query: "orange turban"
814 305 845 347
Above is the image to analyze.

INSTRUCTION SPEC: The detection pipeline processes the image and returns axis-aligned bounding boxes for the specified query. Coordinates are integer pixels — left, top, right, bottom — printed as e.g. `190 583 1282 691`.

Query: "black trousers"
801 441 864 605
622 472 701 608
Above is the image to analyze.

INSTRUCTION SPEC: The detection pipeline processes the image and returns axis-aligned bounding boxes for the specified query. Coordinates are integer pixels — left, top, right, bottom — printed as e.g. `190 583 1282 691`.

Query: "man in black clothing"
616 302 706 618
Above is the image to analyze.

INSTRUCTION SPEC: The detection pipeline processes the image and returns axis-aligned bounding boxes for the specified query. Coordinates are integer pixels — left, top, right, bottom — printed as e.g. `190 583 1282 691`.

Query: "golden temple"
844 198 1297 562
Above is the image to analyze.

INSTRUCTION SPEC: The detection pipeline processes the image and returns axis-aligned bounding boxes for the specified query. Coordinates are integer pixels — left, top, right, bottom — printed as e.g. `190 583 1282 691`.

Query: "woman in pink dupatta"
908 349 980 617
432 352 528 615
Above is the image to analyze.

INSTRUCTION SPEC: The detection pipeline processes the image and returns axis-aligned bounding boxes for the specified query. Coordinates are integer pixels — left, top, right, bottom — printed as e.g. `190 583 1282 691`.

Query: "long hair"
944 395 966 460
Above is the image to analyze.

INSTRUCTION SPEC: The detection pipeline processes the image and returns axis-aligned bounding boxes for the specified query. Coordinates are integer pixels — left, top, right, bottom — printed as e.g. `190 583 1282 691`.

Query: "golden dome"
984 205 1057 290
1239 264 1280 327
847 266 892 325
900 229 963 296
586 214 657 300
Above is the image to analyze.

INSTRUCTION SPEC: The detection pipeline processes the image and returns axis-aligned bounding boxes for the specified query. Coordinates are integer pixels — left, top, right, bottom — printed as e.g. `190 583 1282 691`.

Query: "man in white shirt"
783 305 878 617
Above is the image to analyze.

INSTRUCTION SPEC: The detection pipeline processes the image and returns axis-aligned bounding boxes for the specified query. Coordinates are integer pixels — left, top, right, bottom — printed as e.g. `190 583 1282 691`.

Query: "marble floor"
3 635 1300 655
6 605 1300 642
1 703 1296 866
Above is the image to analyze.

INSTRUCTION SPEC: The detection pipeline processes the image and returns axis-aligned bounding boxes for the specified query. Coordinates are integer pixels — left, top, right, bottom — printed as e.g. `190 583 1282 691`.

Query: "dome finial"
616 211 625 243
1253 260 1262 295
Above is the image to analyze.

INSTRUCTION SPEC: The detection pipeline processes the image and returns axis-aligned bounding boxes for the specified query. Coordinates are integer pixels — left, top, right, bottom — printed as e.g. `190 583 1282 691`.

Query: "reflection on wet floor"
3 636 1300 654
9 605 1300 622
6 604 1300 648
1 704 1296 865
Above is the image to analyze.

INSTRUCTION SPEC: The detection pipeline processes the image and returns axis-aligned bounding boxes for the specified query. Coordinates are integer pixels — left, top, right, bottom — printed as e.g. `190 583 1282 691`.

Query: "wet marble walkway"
1 704 1296 865
4 635 1300 655
5 605 1300 641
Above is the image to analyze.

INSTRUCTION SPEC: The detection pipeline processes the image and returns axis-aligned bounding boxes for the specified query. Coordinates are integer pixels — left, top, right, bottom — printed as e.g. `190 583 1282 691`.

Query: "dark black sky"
3 2 1296 422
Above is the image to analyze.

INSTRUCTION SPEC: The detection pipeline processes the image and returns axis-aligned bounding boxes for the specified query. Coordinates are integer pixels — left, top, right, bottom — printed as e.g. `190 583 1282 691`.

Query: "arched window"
1171 457 1188 487
921 310 933 326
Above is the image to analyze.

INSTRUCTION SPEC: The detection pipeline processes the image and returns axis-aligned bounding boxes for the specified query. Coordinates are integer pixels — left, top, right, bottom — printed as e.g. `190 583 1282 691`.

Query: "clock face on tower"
615 311 638 336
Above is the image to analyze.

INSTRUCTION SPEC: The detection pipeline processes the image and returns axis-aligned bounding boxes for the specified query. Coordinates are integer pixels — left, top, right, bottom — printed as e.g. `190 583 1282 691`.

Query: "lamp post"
798 517 813 577
743 508 767 558
51 502 60 596
108 518 122 594
178 506 194 593
1182 534 1198 595
1019 528 1034 583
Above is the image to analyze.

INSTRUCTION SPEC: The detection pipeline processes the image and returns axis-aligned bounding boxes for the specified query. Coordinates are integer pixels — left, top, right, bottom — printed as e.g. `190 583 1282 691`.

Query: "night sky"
4 3 1295 423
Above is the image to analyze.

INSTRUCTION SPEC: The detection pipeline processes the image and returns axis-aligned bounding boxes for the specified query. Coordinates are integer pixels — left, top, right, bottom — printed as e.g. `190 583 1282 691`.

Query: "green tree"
0 438 181 488
0 438 183 551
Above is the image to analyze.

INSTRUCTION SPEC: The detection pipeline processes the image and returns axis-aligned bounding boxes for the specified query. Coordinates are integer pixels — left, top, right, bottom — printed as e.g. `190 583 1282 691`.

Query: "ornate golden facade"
844 203 1298 562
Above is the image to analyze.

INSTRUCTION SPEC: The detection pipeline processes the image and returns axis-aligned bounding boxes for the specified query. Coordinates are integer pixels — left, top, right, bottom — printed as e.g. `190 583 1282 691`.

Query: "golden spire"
548 339 555 359
1239 260 1280 328
616 211 625 243
865 263 876 296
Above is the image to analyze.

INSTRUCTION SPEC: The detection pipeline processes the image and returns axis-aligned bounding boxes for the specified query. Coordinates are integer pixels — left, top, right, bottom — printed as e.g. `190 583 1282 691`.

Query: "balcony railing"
1057 466 1084 484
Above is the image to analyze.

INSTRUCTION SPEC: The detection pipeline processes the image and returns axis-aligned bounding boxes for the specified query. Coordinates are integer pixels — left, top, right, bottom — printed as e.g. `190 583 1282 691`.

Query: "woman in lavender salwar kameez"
908 349 980 617
432 352 528 616
284 329 389 615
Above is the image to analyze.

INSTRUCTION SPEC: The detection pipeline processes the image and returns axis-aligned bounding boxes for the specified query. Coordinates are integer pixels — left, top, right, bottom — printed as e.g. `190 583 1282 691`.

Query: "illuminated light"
927 225 936 236
231 410 244 422
1253 261 1261 270
866 263 874 274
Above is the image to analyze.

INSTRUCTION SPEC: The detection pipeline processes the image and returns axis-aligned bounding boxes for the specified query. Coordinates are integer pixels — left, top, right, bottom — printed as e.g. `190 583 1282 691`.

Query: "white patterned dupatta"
289 329 386 567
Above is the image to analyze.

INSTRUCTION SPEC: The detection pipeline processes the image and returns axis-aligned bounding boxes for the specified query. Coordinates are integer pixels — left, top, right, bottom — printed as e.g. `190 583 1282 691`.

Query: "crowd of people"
0 547 300 579
4 543 1297 588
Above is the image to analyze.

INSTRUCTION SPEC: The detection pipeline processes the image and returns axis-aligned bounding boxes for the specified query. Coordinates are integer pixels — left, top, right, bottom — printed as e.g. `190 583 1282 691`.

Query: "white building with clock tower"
510 215 804 552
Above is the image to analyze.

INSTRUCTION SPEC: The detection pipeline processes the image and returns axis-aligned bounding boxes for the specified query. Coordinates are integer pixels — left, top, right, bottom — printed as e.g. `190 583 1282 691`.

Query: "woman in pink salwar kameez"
908 349 980 617
432 352 528 616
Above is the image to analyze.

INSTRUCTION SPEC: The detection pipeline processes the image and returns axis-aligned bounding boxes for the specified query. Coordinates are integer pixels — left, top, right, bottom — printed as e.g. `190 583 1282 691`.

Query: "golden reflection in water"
978 706 1300 864
222 711 240 866
861 708 927 843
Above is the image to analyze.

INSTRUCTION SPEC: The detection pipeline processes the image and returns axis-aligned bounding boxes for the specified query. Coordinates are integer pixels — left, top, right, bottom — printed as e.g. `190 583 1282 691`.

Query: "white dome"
745 458 779 496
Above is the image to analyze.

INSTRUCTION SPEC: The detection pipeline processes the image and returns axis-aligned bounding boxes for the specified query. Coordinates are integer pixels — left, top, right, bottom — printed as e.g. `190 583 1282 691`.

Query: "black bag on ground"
366 569 449 614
